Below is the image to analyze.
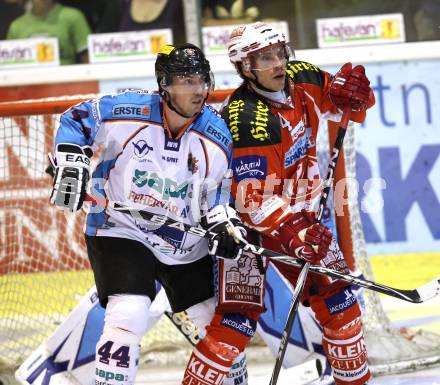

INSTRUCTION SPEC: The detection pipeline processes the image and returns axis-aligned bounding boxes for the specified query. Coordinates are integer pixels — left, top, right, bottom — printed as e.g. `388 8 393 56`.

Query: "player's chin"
182 104 201 117
267 76 285 92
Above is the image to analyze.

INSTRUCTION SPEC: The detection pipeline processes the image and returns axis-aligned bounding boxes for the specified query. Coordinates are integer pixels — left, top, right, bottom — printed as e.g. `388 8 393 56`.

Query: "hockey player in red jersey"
220 22 375 385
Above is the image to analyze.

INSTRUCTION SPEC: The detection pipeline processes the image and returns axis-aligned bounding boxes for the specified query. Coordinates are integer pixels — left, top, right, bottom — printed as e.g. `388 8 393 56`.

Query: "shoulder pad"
98 91 162 123
192 106 232 159
286 60 325 87
205 104 221 117
222 85 281 148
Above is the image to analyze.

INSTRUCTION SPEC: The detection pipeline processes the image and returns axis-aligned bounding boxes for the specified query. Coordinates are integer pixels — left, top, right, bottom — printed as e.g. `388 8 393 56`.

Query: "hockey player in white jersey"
49 43 251 385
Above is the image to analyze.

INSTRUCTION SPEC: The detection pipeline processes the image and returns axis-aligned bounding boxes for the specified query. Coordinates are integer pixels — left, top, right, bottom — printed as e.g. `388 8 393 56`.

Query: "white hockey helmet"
227 22 291 71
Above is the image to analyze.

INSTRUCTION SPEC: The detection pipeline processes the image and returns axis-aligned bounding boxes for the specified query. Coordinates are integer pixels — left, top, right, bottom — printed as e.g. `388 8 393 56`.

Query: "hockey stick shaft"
269 109 351 385
85 194 440 304
316 110 351 223
164 311 200 346
269 261 310 385
241 245 439 303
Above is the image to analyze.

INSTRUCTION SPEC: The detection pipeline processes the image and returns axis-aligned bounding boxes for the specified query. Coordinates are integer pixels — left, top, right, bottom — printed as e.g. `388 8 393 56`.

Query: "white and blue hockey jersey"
54 90 232 265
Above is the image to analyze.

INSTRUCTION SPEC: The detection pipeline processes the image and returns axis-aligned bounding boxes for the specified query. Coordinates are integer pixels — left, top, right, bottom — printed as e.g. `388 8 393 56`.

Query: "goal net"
317 119 440 376
0 91 439 382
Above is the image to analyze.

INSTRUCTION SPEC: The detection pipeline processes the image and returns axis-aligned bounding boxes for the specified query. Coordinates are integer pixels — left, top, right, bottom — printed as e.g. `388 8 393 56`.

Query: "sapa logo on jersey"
95 368 127 382
112 103 151 118
132 169 188 200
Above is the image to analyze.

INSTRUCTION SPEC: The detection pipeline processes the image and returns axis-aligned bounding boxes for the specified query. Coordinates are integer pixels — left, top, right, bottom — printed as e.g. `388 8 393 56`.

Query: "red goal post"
0 90 233 116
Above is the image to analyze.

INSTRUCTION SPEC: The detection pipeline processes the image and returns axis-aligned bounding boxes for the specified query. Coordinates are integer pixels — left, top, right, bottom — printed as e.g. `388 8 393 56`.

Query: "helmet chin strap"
238 63 279 92
250 76 273 93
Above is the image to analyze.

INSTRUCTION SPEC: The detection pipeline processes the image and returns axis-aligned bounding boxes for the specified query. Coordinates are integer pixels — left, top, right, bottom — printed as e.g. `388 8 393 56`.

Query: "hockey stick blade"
311 266 440 303
269 262 310 385
260 359 323 385
85 195 440 304
414 277 440 302
266 253 440 304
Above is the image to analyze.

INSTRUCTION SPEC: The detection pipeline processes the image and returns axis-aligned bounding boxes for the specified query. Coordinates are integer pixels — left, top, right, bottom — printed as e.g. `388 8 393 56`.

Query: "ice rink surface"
136 293 440 385
136 364 440 385
246 365 440 385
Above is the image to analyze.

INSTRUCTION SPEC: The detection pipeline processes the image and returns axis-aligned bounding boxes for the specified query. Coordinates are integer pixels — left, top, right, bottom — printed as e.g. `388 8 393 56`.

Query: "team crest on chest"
187 152 199 174
284 127 315 168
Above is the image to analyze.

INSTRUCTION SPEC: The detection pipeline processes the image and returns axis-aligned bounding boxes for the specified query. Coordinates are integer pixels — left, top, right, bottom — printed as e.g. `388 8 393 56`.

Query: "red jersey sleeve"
287 61 375 124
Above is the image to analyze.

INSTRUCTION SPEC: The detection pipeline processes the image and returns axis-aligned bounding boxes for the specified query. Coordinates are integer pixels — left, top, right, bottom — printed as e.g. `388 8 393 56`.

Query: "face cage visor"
242 44 293 72
160 71 215 95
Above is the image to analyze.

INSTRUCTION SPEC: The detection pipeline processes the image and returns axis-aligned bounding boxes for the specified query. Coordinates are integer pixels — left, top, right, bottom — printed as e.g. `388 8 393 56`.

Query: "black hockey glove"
49 143 92 212
201 205 247 260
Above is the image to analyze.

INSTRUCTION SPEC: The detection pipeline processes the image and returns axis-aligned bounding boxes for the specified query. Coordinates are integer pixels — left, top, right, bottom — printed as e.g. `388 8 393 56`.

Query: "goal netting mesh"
0 92 439 383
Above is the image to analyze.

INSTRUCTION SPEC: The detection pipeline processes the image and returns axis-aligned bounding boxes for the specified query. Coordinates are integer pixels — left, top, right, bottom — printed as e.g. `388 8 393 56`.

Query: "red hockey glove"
279 210 333 264
329 62 371 112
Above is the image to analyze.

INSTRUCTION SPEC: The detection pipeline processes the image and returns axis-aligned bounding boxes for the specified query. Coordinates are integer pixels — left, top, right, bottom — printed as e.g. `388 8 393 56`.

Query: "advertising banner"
88 29 173 64
202 21 289 56
316 13 405 48
0 37 59 68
